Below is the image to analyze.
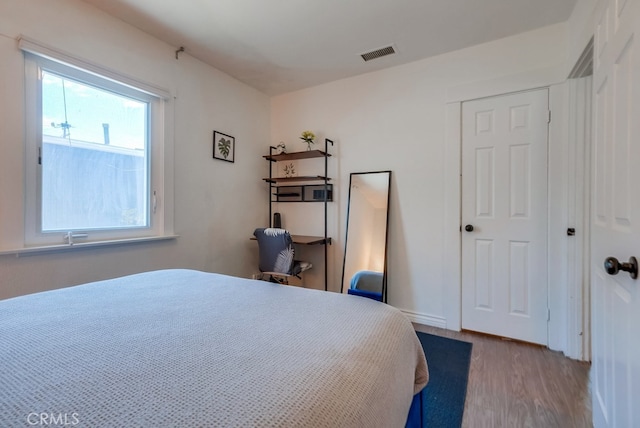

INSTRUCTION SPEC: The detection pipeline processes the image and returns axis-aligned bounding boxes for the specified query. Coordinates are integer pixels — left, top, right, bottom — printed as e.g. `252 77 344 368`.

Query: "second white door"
461 89 549 345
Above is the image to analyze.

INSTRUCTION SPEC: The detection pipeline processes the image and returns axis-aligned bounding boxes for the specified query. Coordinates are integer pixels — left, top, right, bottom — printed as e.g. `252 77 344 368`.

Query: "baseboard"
401 309 447 329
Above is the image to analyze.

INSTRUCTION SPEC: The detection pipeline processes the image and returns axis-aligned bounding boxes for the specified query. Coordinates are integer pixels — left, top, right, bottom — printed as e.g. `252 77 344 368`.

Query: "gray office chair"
253 228 312 285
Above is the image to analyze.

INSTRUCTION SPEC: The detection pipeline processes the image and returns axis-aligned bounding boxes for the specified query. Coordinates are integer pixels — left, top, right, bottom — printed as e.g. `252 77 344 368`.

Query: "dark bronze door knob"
604 256 638 279
465 224 474 232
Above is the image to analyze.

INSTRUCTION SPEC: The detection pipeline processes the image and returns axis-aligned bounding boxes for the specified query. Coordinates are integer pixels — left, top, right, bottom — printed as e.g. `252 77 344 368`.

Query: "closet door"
461 88 549 345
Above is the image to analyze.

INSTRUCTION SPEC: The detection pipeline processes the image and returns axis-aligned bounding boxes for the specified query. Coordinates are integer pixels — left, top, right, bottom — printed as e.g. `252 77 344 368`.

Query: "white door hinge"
547 110 552 123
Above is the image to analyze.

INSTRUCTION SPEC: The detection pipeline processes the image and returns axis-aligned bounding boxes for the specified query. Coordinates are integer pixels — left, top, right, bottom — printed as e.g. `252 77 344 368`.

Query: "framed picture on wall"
213 131 235 163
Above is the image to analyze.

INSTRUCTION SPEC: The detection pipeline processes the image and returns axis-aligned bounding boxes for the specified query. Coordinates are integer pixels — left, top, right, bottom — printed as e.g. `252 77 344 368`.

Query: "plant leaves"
218 137 231 158
274 247 294 273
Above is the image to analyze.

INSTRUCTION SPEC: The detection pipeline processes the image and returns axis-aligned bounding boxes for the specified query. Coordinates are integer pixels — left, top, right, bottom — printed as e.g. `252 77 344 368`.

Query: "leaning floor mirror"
341 171 391 302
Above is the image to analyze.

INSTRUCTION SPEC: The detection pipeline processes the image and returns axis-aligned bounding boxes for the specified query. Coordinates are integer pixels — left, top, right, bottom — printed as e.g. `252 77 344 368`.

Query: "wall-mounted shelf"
264 150 332 162
263 141 334 291
263 176 331 184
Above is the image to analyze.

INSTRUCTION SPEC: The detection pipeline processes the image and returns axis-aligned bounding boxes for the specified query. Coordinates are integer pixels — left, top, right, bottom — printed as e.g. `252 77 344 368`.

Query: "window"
40 68 149 232
23 46 170 248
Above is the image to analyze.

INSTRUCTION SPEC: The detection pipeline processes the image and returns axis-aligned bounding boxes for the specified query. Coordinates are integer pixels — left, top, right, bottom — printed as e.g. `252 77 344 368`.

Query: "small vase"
306 141 313 151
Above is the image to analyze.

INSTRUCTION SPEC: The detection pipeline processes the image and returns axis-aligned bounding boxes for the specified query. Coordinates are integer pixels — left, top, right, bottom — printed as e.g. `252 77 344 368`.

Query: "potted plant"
300 131 315 151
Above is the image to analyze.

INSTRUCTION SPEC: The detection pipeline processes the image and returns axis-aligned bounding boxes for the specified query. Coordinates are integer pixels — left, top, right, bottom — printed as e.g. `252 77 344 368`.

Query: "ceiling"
81 0 578 96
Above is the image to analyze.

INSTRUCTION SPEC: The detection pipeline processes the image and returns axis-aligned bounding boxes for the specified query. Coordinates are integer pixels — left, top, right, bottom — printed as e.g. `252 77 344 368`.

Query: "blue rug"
408 332 472 428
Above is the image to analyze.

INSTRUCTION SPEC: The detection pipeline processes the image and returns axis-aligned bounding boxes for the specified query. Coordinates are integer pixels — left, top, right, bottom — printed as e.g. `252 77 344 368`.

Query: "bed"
0 269 428 427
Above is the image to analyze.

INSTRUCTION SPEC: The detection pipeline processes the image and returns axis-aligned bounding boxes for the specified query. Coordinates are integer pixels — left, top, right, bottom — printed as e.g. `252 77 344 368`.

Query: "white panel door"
591 0 640 426
461 89 549 345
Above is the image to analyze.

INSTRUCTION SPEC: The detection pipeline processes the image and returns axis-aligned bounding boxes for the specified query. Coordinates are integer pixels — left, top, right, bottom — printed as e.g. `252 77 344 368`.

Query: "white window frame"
21 39 173 249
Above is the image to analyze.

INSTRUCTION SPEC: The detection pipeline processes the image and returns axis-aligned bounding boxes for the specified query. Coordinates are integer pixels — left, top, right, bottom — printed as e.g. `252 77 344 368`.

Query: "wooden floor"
413 324 592 428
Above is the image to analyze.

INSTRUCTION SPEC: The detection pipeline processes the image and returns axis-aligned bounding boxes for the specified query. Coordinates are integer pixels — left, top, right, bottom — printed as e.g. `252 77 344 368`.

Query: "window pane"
41 71 149 231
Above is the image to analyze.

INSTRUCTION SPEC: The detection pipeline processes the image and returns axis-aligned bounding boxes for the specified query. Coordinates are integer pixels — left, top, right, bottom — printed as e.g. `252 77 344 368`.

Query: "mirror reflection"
341 171 391 302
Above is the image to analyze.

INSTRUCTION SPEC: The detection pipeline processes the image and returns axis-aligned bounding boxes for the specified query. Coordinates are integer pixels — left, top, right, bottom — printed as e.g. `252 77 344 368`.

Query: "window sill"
0 235 179 257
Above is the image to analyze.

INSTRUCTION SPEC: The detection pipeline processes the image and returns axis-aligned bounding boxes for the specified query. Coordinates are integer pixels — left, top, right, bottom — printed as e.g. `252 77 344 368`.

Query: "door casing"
443 81 591 359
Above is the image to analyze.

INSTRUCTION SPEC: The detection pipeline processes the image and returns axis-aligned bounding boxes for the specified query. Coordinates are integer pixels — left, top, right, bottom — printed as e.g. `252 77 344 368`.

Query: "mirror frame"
341 171 392 302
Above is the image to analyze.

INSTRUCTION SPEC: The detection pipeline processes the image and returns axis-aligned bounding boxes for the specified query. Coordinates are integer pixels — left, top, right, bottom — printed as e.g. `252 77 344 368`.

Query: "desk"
290 235 331 245
250 235 331 245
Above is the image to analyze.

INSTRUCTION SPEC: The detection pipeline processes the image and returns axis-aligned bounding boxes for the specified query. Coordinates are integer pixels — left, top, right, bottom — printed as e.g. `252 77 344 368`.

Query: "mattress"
0 269 428 427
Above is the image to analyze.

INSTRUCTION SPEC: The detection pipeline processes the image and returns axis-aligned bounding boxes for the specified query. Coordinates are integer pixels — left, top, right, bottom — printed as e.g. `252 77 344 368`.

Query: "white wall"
369 209 387 272
0 0 270 299
271 23 569 327
342 187 375 292
566 0 600 74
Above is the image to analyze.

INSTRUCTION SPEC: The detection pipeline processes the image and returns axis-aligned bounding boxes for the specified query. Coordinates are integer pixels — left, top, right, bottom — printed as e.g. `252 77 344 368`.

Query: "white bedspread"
0 269 428 427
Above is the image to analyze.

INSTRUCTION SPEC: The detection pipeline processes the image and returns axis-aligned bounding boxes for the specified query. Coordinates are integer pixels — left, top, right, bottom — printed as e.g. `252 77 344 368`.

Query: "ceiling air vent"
360 45 396 62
